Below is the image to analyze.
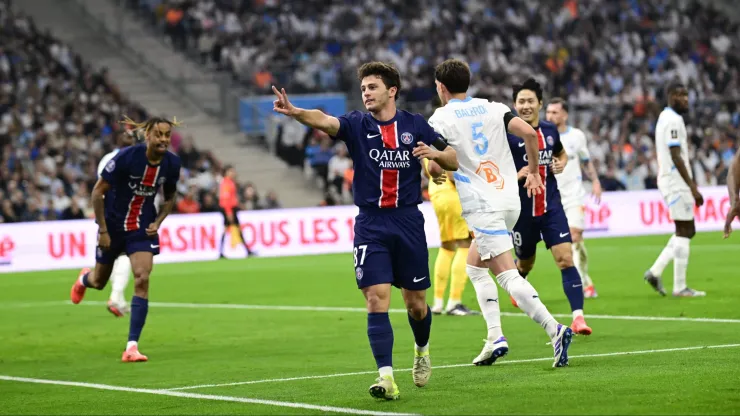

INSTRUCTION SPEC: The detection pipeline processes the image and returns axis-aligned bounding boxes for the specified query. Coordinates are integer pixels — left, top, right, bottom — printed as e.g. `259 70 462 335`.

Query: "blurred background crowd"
3 0 739 221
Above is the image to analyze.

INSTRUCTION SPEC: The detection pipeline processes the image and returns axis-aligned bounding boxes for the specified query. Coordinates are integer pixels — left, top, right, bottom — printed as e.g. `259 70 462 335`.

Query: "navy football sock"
128 296 149 342
561 266 585 312
367 312 394 369
407 306 432 347
81 272 93 288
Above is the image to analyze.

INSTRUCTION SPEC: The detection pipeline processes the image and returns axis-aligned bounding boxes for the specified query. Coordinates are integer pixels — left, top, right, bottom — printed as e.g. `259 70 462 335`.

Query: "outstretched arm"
724 150 740 238
272 86 340 137
413 139 458 171
728 150 740 207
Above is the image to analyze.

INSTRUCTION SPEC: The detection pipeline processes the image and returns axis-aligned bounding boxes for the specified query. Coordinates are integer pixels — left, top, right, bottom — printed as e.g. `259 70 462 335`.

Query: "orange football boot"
70 268 90 304
122 344 148 362
571 315 592 336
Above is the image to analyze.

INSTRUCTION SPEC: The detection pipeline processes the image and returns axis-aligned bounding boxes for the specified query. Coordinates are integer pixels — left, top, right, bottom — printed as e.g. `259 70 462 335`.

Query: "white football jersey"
655 107 691 193
97 149 120 178
428 97 520 214
555 126 590 207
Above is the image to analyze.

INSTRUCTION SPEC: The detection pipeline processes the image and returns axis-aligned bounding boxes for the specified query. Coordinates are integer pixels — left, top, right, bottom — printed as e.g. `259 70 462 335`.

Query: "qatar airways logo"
523 149 553 165
129 183 157 197
369 149 411 169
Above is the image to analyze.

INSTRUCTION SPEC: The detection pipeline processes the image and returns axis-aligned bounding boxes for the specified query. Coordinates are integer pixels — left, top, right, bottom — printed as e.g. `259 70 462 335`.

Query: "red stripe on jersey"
379 169 399 208
533 128 547 217
379 122 398 149
124 165 160 231
378 122 399 208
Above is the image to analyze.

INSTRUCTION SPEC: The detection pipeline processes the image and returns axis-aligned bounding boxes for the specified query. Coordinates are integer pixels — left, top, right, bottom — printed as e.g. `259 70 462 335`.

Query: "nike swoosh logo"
559 232 569 238
532 295 539 299
486 298 498 303
572 284 583 288
518 142 526 147
150 245 159 249
367 133 380 139
413 276 427 283
130 176 142 179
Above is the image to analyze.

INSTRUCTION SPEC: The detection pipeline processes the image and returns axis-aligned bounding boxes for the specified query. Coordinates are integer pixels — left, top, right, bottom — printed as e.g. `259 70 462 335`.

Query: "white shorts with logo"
661 189 695 221
464 210 521 261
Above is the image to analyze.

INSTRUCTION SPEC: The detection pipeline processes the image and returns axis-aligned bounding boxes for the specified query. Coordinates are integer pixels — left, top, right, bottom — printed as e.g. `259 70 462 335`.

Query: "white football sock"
673 236 690 292
432 297 444 311
378 366 393 379
126 340 137 350
572 242 584 283
578 242 593 287
466 265 503 341
496 268 559 339
110 257 132 304
649 235 675 277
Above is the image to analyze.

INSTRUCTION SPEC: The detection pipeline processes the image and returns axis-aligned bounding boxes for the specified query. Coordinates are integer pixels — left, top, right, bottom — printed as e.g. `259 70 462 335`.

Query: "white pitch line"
11 300 740 324
0 375 418 416
165 343 740 391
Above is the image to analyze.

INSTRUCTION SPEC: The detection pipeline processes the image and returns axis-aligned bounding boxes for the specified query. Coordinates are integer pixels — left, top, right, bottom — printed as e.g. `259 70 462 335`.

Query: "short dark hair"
434 59 471 94
666 81 687 97
548 97 569 112
223 164 234 174
357 62 401 100
512 78 543 102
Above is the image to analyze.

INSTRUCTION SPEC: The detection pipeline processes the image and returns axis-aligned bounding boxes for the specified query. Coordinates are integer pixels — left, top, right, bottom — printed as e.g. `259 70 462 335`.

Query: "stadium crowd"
0 0 279 223
134 0 740 201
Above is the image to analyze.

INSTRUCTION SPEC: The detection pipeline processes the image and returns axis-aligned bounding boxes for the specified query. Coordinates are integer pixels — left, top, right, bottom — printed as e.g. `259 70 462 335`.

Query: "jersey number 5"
471 122 488 155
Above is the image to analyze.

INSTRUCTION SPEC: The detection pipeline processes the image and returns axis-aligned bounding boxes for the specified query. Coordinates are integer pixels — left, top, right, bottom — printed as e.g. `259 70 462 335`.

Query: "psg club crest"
105 159 116 173
401 132 414 145
355 267 363 281
546 136 554 146
158 177 166 185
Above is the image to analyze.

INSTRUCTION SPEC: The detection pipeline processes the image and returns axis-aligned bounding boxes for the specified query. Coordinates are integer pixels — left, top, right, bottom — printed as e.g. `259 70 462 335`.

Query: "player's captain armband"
503 112 515 132
431 136 448 150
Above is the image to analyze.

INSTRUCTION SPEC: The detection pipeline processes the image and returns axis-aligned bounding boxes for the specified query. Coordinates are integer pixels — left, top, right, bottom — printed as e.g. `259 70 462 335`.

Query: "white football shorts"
564 205 586 230
465 210 521 261
662 190 695 221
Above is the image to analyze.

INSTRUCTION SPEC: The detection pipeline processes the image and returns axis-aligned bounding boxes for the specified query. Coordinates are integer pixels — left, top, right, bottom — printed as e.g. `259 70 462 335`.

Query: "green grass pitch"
1 232 739 415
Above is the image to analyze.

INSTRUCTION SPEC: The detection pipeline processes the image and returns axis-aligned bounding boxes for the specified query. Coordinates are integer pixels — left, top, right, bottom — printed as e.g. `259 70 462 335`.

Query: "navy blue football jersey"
507 120 564 217
100 143 181 233
333 110 443 209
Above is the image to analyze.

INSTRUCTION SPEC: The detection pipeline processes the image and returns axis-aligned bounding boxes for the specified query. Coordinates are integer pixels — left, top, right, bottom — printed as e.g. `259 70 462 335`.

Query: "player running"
272 61 458 401
97 130 136 317
422 158 478 316
426 59 574 368
644 83 705 297
546 98 602 298
507 79 592 336
724 145 740 238
70 116 182 362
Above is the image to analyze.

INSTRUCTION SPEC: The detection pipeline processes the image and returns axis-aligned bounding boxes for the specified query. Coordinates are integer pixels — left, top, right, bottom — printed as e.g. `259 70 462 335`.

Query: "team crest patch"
401 132 414 145
355 267 363 280
105 159 116 173
546 136 554 146
671 129 678 139
158 177 166 185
